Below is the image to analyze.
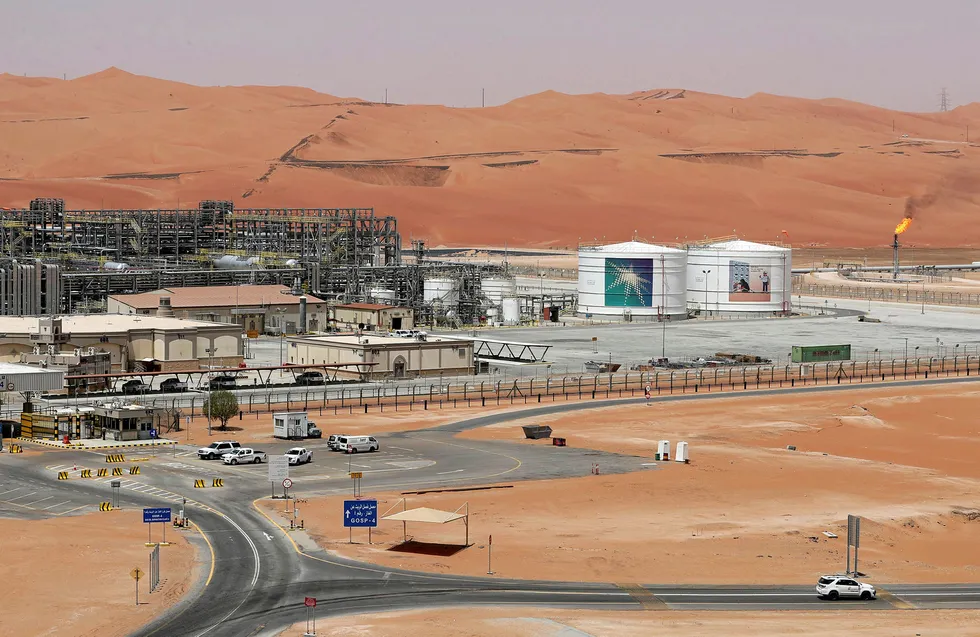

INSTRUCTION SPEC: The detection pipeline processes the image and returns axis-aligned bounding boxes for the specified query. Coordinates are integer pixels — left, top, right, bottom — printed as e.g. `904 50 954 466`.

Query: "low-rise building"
332 303 414 332
107 284 327 335
0 315 242 372
287 333 472 380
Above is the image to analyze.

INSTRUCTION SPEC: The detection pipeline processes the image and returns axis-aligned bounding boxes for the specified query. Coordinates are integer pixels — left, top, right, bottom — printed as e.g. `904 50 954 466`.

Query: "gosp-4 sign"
343 499 378 528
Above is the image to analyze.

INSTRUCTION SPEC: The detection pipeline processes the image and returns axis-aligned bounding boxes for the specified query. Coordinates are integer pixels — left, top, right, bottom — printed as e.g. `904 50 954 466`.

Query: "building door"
392 317 402 330
393 356 406 379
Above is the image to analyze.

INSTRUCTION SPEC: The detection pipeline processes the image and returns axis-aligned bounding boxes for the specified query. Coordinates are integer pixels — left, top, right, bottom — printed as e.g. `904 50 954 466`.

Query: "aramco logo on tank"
604 258 653 307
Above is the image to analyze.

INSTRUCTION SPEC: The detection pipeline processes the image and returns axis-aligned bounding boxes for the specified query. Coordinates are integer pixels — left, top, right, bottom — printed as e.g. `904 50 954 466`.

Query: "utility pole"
482 88 485 108
940 88 949 112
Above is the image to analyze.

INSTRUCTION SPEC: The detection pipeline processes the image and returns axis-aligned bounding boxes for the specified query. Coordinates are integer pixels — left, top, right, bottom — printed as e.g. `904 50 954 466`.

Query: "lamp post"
904 338 909 377
702 269 711 316
277 307 287 374
205 346 215 436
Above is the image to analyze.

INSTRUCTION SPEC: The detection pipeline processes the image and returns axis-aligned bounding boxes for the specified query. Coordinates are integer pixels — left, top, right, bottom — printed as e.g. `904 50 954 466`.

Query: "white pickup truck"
284 447 313 465
222 448 267 465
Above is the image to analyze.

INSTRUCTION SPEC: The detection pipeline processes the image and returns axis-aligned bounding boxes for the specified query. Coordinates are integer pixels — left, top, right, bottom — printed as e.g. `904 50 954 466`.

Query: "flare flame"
895 217 912 235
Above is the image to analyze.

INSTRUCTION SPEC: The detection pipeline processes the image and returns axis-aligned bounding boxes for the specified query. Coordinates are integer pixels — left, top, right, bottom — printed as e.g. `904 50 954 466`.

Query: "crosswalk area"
45 464 204 509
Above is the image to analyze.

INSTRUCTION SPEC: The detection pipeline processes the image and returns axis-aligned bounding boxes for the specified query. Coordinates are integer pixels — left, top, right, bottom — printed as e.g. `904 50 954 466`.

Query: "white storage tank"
424 277 460 311
370 288 396 304
481 277 518 306
577 241 688 320
501 297 520 325
686 239 792 315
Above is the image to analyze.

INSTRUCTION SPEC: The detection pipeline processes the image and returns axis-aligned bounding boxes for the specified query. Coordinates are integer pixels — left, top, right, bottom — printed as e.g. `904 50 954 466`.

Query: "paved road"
6 377 980 635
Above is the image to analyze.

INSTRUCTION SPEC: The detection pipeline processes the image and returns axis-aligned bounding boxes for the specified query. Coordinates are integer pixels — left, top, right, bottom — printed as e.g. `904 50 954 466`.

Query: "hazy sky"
2 1 977 111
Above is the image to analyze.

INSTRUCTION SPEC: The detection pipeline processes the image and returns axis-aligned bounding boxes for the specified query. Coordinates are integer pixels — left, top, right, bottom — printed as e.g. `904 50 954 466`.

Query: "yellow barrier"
99 502 113 511
112 467 123 476
80 469 92 478
194 479 206 488
8 444 23 453
57 471 69 480
97 468 108 477
105 454 126 463
129 466 141 475
212 478 224 488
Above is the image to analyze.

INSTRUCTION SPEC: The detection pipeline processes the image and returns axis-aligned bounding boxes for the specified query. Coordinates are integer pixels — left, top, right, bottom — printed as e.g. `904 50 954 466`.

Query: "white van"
340 435 379 453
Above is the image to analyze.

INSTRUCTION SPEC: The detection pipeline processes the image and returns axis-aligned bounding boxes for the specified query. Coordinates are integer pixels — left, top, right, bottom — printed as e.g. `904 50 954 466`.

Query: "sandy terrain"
173 400 576 446
2 70 980 247
270 383 980 585
276 607 980 637
0 510 198 637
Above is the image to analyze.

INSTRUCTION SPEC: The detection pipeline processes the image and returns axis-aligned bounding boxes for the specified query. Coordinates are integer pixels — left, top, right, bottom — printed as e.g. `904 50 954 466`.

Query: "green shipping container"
792 344 851 363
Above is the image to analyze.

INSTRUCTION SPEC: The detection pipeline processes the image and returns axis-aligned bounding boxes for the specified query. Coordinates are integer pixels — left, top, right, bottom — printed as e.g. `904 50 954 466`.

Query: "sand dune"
2 68 979 247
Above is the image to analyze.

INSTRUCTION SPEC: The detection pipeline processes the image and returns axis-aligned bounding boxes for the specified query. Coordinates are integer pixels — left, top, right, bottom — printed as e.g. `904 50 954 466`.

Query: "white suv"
816 575 876 600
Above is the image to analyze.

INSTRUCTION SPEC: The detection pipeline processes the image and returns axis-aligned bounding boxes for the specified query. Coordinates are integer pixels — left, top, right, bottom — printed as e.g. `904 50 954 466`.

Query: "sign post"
131 567 144 606
269 456 289 498
846 514 862 575
349 471 362 497
487 534 493 575
343 499 378 545
143 507 172 546
304 596 317 636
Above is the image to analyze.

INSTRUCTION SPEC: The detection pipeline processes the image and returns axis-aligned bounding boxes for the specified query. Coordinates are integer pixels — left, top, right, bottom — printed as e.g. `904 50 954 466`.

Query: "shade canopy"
382 507 466 524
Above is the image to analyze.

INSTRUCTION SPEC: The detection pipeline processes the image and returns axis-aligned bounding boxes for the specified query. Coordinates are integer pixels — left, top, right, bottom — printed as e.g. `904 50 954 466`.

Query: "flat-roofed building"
0 315 241 372
332 303 414 332
287 333 471 380
107 284 327 335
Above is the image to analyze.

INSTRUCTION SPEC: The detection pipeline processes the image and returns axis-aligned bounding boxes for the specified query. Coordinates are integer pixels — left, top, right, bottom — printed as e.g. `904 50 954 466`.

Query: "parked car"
209 375 237 390
816 575 876 600
341 435 379 453
160 378 188 393
222 448 267 465
327 434 349 451
296 371 325 386
284 447 313 465
198 441 241 460
122 379 150 394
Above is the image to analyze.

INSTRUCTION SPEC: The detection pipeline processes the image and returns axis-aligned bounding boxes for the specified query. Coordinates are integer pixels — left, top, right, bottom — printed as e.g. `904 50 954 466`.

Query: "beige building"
107 285 327 335
0 315 242 372
332 303 414 332
287 334 472 380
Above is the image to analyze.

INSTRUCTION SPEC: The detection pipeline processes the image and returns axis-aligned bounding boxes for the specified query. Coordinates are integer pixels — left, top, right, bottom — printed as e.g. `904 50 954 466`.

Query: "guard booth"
90 404 165 441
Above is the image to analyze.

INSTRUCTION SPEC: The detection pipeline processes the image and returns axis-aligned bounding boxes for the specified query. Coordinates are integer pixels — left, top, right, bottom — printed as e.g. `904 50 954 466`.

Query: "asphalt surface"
5 377 980 635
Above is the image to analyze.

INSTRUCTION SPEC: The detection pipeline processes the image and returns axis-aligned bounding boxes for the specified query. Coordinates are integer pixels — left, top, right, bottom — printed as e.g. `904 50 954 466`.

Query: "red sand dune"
2 68 979 247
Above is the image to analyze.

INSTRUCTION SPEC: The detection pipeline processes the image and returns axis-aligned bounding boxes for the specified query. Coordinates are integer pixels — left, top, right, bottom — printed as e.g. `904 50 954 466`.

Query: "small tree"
204 390 239 430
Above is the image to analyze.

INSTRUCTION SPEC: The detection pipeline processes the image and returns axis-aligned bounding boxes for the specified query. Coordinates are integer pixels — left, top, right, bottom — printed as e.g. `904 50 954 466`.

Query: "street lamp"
701 269 711 316
277 307 287 372
205 346 215 436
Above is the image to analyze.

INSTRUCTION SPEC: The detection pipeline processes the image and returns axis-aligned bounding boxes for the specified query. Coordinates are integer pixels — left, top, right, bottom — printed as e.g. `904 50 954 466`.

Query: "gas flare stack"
893 217 912 280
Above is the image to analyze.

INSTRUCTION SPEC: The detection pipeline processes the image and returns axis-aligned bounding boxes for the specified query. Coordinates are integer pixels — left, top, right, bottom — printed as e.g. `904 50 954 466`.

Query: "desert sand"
266 383 980 585
2 69 979 247
276 607 980 637
0 510 197 637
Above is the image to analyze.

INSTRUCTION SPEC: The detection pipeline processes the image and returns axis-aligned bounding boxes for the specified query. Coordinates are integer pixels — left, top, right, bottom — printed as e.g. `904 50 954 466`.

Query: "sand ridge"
2 70 980 247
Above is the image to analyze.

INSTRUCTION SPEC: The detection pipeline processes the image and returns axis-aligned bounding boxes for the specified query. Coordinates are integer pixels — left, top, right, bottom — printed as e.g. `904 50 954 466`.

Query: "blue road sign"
143 507 172 523
149 429 157 439
344 499 378 528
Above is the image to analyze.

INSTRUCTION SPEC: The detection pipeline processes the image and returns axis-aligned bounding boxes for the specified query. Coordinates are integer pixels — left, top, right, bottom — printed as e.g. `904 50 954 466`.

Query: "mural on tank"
604 258 653 307
728 260 772 302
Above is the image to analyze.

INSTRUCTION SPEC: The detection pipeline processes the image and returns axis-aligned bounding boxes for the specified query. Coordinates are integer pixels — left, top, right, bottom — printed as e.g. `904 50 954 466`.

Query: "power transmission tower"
940 88 949 112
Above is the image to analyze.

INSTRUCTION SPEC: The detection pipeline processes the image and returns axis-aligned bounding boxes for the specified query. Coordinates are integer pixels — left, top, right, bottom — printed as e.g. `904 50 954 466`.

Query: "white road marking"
41 500 71 511
6 492 36 501
195 512 261 637
436 469 464 475
24 496 54 507
0 488 22 497
388 446 414 452
57 505 89 515
263 532 274 541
